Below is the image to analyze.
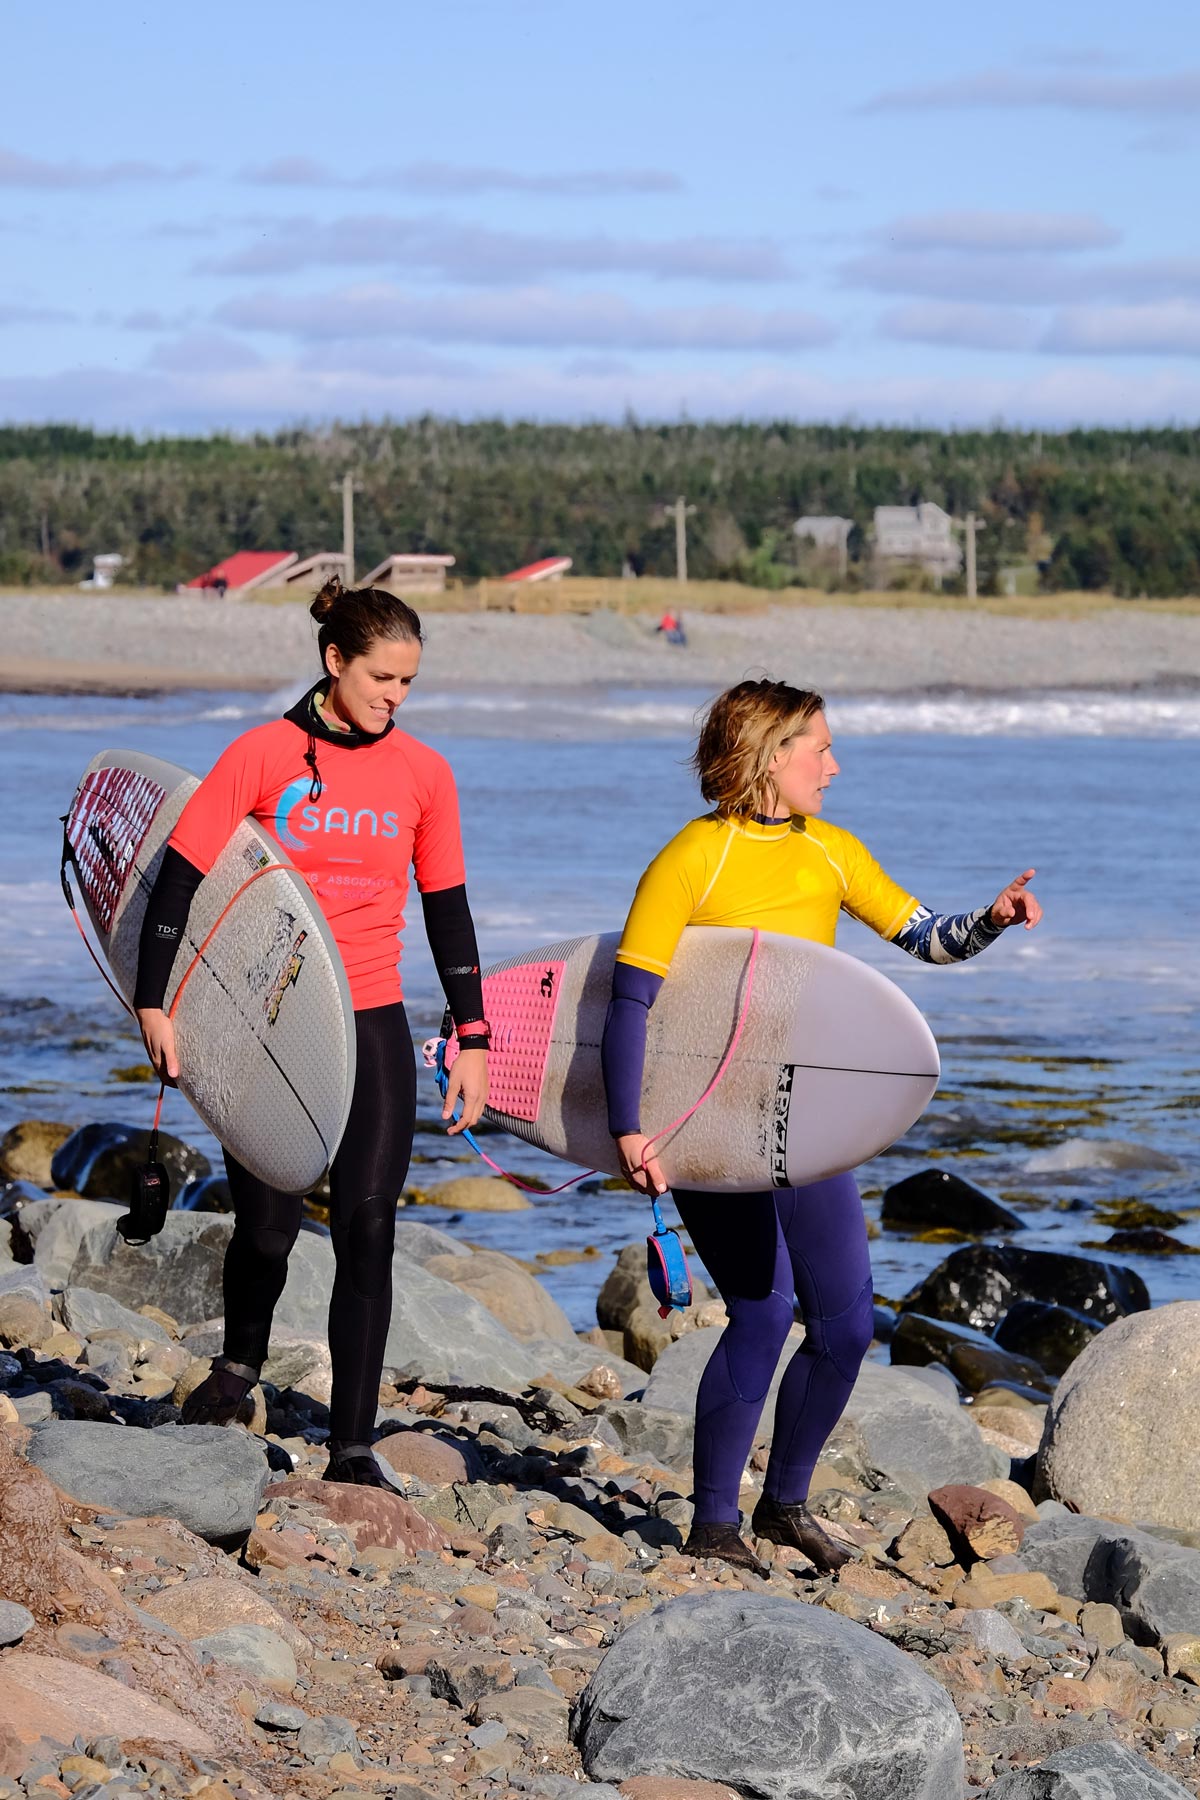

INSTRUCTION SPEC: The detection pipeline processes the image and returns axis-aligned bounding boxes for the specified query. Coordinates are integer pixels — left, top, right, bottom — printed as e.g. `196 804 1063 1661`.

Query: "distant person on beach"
656 607 686 646
601 678 1041 1574
134 576 490 1488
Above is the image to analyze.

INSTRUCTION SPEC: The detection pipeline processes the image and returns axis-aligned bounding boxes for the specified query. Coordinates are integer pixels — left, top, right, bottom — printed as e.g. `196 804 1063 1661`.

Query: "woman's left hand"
990 868 1043 931
443 1048 489 1135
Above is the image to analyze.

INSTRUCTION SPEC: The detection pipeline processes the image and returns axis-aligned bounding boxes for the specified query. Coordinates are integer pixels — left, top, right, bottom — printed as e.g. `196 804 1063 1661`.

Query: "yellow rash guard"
614 812 918 975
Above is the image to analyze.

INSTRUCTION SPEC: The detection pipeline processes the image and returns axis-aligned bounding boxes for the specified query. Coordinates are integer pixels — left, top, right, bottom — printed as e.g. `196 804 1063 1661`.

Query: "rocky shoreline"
3 1119 1200 1798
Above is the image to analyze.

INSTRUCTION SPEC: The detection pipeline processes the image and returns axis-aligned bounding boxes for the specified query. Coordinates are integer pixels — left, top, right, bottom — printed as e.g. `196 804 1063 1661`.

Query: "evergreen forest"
2 418 1199 596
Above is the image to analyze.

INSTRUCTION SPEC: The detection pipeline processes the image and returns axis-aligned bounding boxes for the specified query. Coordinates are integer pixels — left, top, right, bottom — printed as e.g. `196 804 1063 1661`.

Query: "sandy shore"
3 589 1200 694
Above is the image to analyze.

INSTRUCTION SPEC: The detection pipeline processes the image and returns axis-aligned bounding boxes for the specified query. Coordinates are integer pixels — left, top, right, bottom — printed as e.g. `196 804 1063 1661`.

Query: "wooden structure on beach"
500 556 573 584
361 553 456 594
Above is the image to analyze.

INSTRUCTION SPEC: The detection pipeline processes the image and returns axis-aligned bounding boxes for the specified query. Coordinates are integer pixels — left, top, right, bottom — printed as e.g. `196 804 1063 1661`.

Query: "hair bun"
310 574 345 622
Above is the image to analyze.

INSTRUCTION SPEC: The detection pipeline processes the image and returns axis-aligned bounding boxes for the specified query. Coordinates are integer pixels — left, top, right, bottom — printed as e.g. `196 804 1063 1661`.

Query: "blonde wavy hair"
692 678 826 818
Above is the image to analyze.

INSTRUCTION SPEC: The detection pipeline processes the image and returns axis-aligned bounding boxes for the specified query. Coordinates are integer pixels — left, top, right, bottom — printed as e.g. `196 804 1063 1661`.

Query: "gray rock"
1018 1514 1200 1639
13 1393 53 1425
383 1257 543 1390
255 1699 308 1731
597 1401 694 1470
526 1335 643 1397
985 1739 1194 1796
0 1600 34 1646
641 1322 804 1418
1038 1301 1200 1531
193 1623 297 1687
25 1420 268 1542
392 1219 472 1266
572 1590 963 1799
468 1720 509 1750
62 1286 170 1344
67 1210 235 1328
296 1714 361 1763
952 1608 1025 1662
25 1199 125 1288
0 1262 49 1305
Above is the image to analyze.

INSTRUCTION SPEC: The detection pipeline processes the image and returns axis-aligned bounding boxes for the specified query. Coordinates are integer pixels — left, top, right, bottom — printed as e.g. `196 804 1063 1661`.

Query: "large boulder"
572 1591 963 1799
1037 1302 1200 1530
50 1121 209 1199
0 1119 73 1188
19 1197 124 1287
62 1285 171 1344
986 1739 1194 1796
598 1239 712 1334
65 1209 235 1327
994 1299 1105 1376
882 1169 1024 1235
25 1420 268 1543
891 1312 1051 1394
0 1653 216 1771
421 1174 530 1211
1017 1514 1200 1641
901 1244 1149 1333
424 1248 577 1344
392 1219 472 1267
642 1334 1004 1487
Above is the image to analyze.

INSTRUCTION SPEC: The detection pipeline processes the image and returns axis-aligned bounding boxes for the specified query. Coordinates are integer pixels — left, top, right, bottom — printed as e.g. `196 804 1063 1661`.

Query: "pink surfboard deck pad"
443 959 565 1121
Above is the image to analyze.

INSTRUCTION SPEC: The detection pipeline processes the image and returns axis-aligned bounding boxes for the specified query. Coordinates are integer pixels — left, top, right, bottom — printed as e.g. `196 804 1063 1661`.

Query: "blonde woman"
601 678 1040 1574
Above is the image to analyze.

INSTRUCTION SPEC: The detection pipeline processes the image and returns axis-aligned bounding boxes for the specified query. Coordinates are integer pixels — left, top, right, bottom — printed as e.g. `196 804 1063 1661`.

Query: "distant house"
500 556 573 583
184 551 297 596
362 553 456 594
79 552 124 591
873 504 962 579
794 516 852 552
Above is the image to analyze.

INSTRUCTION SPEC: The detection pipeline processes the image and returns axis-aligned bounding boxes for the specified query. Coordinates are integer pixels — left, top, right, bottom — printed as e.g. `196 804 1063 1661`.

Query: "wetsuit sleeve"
170 732 270 875
412 757 467 894
837 830 919 941
601 962 664 1137
133 847 204 1011
613 826 707 976
420 884 485 1027
891 901 1004 963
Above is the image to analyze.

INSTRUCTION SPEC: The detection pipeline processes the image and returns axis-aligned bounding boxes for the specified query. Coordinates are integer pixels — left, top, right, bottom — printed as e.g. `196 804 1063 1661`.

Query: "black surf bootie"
180 1357 258 1427
682 1521 769 1578
323 1441 404 1493
751 1494 854 1574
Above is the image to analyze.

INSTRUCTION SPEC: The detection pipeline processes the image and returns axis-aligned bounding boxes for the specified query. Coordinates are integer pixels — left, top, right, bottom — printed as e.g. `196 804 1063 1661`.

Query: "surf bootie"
323 1442 404 1493
682 1521 769 1578
751 1494 854 1574
180 1357 259 1427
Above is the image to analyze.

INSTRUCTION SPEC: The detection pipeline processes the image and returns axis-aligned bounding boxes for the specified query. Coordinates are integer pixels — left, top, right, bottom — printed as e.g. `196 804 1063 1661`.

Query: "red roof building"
499 556 573 583
185 551 298 593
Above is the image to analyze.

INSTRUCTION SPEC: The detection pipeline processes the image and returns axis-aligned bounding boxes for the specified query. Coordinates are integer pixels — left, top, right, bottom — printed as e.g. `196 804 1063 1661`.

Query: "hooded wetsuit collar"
283 681 394 803
283 681 395 750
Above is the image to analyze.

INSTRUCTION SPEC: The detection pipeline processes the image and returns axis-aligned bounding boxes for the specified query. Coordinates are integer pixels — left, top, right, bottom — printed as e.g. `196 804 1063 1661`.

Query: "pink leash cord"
445 928 761 1195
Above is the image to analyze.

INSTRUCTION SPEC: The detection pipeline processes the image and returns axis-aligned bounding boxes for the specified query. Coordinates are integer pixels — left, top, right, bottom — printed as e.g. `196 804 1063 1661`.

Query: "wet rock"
50 1121 210 1199
0 1652 216 1765
1026 1137 1184 1175
900 1243 1149 1333
891 1311 1050 1394
0 1601 33 1646
173 1172 233 1212
993 1299 1104 1376
882 1169 1024 1235
264 1476 450 1553
421 1174 531 1211
425 1248 578 1344
26 1420 267 1542
1038 1301 1200 1530
0 1120 73 1189
986 1739 1194 1796
573 1590 963 1798
193 1622 297 1688
1097 1226 1199 1256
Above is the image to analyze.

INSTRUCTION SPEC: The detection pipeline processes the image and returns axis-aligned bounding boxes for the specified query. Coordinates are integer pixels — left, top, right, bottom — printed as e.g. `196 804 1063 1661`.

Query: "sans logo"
274 779 401 853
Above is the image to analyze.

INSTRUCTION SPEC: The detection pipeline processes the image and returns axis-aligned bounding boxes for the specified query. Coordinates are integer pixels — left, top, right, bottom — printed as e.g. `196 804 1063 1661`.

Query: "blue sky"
2 0 1199 433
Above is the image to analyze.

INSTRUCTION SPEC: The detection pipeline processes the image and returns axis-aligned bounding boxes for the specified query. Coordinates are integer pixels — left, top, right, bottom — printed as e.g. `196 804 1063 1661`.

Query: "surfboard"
64 750 355 1194
445 927 939 1192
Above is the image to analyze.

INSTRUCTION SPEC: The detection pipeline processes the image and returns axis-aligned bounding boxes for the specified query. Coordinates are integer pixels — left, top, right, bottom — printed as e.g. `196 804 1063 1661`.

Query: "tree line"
2 417 1199 596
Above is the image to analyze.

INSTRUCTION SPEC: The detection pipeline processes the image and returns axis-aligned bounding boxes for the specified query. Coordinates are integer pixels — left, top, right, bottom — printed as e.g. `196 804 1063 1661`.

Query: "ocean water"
1 681 1197 1329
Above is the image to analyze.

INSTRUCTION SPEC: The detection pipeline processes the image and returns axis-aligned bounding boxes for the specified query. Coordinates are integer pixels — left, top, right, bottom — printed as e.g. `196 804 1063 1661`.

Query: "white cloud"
879 304 1041 352
842 250 1200 307
1043 302 1200 355
216 284 835 352
200 213 791 284
885 211 1119 253
240 158 682 196
0 147 201 187
862 67 1200 117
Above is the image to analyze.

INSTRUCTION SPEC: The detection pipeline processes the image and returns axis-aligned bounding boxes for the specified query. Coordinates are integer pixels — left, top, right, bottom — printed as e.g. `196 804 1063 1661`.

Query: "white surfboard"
447 927 939 1192
64 750 355 1193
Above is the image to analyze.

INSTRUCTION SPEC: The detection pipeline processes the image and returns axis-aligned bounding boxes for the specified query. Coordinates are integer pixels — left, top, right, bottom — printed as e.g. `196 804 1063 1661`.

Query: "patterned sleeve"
892 902 1004 963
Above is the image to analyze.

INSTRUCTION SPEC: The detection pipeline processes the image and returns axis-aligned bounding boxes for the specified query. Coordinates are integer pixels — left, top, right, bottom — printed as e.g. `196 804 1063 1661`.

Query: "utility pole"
331 473 363 584
670 495 696 583
963 512 986 600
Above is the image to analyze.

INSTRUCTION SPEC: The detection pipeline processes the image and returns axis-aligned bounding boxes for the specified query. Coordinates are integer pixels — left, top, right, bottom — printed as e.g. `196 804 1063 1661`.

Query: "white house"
873 503 962 579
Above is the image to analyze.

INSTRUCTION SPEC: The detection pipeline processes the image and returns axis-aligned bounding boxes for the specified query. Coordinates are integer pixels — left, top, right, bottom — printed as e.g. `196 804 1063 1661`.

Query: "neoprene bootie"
323 1442 404 1492
682 1521 769 1578
180 1357 258 1427
751 1494 854 1573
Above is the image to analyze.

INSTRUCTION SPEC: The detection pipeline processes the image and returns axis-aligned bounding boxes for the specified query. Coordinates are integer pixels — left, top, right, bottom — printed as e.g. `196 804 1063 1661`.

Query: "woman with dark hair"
135 576 489 1487
602 678 1041 1573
